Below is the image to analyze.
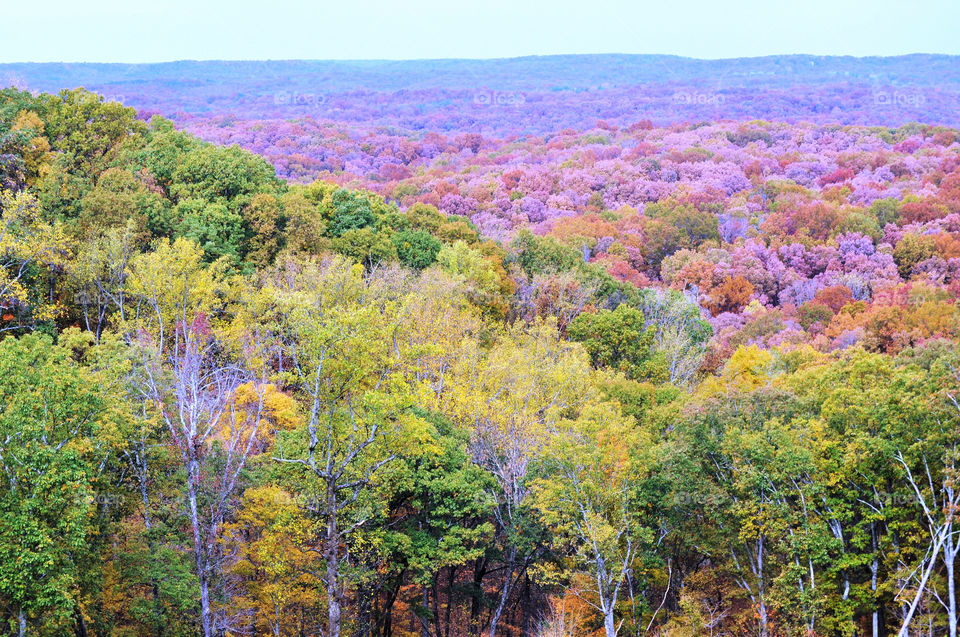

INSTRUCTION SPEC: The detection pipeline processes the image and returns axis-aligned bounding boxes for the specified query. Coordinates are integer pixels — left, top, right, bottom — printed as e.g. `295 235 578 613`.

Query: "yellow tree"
224 485 323 636
441 319 591 637
0 189 68 331
534 399 652 637
68 221 138 338
394 267 482 399
264 256 434 637
8 110 53 188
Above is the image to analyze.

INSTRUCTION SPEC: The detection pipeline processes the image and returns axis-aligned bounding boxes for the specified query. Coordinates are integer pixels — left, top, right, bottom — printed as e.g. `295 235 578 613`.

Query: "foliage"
0 79 959 637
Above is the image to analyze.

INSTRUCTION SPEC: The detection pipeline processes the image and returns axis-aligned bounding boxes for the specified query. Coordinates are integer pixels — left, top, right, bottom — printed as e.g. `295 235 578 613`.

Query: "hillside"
0 54 959 636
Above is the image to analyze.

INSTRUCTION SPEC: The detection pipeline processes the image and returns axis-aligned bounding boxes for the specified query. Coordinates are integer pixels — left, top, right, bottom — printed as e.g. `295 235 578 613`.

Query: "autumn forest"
0 53 959 637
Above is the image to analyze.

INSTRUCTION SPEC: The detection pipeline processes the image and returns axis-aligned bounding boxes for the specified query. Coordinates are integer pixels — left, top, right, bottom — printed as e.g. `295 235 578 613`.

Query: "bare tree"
137 320 268 637
125 239 270 637
893 394 959 637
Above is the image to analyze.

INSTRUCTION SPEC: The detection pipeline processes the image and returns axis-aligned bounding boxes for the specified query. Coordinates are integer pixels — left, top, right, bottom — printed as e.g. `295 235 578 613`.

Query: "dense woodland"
0 86 959 637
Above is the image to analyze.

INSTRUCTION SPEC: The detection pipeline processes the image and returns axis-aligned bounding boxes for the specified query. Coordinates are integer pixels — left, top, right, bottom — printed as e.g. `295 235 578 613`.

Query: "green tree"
392 229 442 270
169 144 280 207
510 229 580 276
327 188 376 237
373 410 494 637
331 227 397 267
79 167 168 240
42 88 145 176
568 305 662 381
0 334 126 634
175 198 248 263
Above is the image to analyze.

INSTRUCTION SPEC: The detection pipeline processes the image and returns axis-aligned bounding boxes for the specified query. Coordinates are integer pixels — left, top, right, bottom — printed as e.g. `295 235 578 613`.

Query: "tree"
510 230 581 276
534 400 652 637
243 193 286 269
444 320 591 637
78 167 167 241
0 109 52 191
42 89 145 177
374 409 494 637
893 233 936 278
703 276 754 316
640 202 720 273
224 485 323 637
0 334 126 635
392 229 442 270
126 238 270 637
568 305 661 381
326 188 376 237
435 240 510 316
69 222 138 338
331 227 397 267
168 143 279 206
175 199 248 263
0 189 69 332
636 288 711 385
82 327 200 637
267 257 431 637
885 354 960 637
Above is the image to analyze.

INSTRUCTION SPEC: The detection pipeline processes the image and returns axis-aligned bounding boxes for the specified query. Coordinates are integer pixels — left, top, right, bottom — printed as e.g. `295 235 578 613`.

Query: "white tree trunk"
603 608 617 637
187 455 214 637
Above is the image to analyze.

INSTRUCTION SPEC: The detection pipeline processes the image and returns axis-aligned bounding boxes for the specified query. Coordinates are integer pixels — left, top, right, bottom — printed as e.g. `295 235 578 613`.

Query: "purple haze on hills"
2 55 958 133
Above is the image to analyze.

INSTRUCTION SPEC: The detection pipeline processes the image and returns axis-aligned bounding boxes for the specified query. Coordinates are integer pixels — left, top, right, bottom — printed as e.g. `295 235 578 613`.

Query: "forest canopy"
0 86 959 637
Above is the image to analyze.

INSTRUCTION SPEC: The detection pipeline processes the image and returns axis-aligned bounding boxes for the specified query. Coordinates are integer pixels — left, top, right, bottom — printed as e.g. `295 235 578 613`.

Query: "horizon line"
2 52 958 66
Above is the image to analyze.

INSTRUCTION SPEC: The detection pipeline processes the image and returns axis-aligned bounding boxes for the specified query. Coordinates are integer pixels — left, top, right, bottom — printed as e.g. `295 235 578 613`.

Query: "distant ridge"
3 55 958 132
4 54 959 90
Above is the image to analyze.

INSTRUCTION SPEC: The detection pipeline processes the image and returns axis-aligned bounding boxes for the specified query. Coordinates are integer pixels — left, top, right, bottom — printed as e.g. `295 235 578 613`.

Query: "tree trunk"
520 575 532 637
376 576 401 637
870 522 881 637
138 449 165 637
326 485 342 637
871 554 879 637
756 536 768 637
757 600 769 637
470 558 486 637
74 608 89 637
897 529 947 637
946 543 957 637
356 578 372 637
488 548 516 637
431 580 442 637
603 608 617 637
18 609 26 637
419 586 432 637
444 567 456 637
187 454 214 637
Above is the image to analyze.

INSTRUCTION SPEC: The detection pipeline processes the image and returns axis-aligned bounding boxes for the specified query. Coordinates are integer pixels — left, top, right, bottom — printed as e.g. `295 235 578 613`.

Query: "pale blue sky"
2 0 958 62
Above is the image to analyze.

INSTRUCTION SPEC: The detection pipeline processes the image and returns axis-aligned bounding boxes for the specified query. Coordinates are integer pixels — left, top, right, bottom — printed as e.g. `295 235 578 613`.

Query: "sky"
2 0 958 63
